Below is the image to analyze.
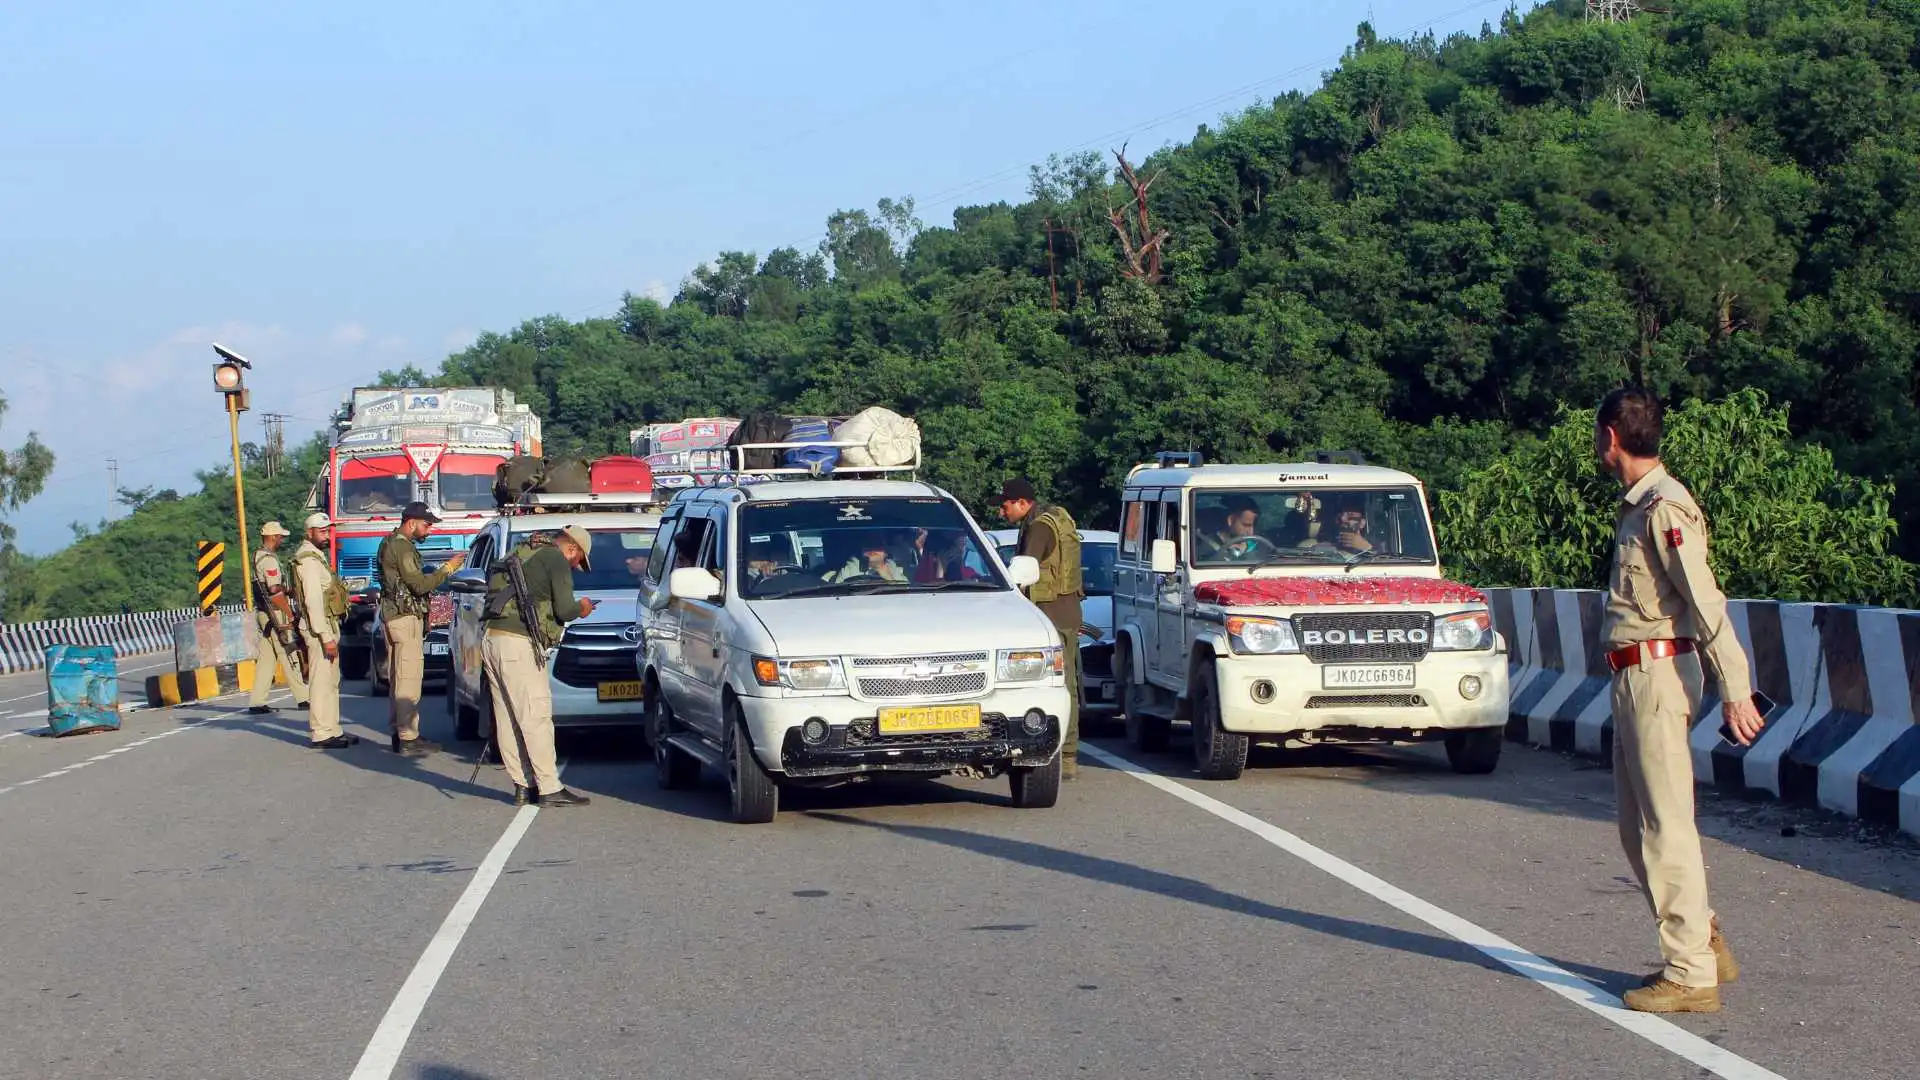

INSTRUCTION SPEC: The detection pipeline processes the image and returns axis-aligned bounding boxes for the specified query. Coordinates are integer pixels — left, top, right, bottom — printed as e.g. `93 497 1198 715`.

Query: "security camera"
211 342 253 369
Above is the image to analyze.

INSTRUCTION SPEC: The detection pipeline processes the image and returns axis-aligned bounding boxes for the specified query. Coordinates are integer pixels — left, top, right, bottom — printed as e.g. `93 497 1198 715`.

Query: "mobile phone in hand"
1720 691 1775 746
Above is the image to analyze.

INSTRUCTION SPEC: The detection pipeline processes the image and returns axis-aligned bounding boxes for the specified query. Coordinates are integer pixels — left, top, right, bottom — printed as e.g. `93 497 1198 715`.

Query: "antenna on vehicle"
1308 449 1366 465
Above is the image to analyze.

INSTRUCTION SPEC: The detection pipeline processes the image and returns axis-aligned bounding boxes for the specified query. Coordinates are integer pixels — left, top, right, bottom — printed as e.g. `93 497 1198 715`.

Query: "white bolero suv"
1113 452 1510 781
636 478 1073 823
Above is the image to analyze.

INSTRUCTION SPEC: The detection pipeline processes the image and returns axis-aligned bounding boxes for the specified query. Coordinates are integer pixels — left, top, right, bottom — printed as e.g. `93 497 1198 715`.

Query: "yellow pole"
229 394 254 611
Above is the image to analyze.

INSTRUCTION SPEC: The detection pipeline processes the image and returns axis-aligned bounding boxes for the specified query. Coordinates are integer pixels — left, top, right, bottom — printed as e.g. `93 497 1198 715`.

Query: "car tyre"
1009 755 1062 809
652 693 700 790
1117 646 1170 753
1445 728 1503 775
726 705 778 824
340 646 370 682
1191 664 1248 781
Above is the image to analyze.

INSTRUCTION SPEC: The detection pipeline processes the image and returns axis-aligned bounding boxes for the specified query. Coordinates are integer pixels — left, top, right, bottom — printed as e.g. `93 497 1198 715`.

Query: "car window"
996 539 1115 597
508 526 659 590
646 514 681 583
1187 487 1436 567
738 496 1005 598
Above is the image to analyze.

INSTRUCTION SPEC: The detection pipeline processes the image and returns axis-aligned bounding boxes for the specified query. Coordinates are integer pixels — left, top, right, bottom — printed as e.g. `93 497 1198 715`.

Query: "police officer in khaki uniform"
483 525 596 807
292 512 359 750
377 501 464 756
999 478 1084 779
1596 387 1763 1014
248 520 310 715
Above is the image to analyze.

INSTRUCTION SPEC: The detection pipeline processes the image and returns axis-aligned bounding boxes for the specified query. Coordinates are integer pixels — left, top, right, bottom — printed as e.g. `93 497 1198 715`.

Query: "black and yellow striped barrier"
197 541 225 614
143 660 257 708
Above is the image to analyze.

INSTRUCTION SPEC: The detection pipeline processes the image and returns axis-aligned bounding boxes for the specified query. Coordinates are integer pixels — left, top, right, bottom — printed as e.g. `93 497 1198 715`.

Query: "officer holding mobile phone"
1595 387 1764 1015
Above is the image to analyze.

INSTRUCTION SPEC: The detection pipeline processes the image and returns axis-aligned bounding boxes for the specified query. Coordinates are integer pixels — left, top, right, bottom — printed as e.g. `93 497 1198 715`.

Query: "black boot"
512 784 532 806
247 705 273 715
310 734 360 750
398 739 441 756
540 788 590 808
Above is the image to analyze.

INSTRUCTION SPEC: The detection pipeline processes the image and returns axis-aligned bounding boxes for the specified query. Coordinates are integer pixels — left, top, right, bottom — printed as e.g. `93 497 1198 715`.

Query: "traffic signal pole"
228 391 253 612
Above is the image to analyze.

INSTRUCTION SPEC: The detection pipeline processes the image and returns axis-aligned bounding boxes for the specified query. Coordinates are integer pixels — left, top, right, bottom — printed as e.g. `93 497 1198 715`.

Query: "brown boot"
1624 978 1720 1014
1061 756 1079 781
1643 917 1739 987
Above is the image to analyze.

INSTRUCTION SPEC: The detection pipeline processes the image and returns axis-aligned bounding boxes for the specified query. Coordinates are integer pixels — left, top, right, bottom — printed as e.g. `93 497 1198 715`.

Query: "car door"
1114 491 1151 680
1154 488 1188 689
455 527 497 710
643 509 688 712
676 509 728 738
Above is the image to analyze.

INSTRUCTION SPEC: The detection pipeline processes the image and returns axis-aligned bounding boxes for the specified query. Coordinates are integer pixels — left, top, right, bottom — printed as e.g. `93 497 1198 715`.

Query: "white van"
635 448 1071 823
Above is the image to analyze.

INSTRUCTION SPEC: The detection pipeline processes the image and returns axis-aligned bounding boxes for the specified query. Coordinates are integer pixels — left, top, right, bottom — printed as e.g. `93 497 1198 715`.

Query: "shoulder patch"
1666 527 1684 549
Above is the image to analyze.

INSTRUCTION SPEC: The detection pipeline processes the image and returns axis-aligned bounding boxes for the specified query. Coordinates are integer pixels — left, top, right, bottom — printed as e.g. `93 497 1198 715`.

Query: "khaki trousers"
483 631 562 796
385 614 425 742
250 612 309 707
1061 632 1082 762
1611 657 1717 987
302 633 344 743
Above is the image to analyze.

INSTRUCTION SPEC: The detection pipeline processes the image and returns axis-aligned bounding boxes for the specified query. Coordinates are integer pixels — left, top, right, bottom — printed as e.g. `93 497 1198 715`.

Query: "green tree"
1436 390 1916 606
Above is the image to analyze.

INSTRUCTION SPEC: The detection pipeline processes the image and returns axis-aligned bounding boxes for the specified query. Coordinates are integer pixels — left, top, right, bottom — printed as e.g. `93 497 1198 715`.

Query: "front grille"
851 651 990 668
845 713 1009 747
1306 694 1425 709
551 647 640 689
340 555 376 575
1294 613 1432 664
1080 644 1114 679
857 672 988 698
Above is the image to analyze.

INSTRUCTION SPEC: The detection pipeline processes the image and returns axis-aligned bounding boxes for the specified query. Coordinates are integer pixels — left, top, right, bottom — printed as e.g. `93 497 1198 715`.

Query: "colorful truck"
310 387 543 680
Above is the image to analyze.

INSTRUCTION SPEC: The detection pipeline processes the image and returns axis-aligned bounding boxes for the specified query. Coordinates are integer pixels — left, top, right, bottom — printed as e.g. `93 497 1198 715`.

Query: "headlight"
751 655 846 690
1227 616 1300 655
342 576 372 592
999 646 1061 682
1430 610 1493 651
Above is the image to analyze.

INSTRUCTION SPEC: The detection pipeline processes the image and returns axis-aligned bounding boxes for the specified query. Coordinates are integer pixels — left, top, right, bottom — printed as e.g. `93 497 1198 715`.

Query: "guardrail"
1486 588 1920 842
0 605 248 675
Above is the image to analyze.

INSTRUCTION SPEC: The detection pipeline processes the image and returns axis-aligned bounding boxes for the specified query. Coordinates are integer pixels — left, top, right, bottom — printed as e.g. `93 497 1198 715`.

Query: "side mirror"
1005 555 1041 588
668 566 722 602
1149 539 1178 575
447 568 490 595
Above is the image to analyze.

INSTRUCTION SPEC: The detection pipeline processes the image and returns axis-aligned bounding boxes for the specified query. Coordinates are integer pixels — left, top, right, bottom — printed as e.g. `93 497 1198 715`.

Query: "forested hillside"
10 0 1920 617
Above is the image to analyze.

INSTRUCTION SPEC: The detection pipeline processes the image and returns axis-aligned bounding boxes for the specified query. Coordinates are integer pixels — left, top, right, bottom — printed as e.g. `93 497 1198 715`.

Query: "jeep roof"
669 478 949 504
1124 461 1423 490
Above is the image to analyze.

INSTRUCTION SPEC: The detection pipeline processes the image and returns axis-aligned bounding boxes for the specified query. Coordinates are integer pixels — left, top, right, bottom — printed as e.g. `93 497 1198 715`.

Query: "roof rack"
672 440 923 487
498 490 663 516
1125 450 1206 480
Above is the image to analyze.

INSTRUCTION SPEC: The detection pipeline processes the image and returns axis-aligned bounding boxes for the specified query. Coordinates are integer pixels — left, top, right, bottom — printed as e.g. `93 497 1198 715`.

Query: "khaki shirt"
253 548 288 604
291 539 340 645
1602 464 1751 701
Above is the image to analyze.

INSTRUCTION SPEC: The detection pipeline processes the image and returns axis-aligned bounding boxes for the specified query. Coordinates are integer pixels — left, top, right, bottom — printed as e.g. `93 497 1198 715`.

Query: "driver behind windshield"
744 541 785 584
1199 496 1263 561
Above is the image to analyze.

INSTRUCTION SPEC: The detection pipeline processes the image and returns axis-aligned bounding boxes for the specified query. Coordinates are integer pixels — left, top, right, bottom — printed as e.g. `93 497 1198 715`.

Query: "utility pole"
105 457 118 518
1587 0 1646 109
211 344 255 611
261 412 286 478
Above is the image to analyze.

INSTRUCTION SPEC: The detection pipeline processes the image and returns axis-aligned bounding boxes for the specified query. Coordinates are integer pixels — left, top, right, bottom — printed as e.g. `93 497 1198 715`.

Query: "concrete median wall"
1487 588 1920 841
0 606 247 675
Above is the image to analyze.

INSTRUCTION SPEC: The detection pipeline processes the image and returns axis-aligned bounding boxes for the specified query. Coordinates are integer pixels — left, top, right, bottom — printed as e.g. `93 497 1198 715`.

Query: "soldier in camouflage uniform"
999 478 1084 779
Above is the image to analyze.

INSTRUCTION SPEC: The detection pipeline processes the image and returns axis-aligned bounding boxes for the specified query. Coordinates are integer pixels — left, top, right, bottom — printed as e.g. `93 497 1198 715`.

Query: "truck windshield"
336 455 412 516
509 528 658 591
1187 487 1436 567
737 497 1005 598
437 453 507 512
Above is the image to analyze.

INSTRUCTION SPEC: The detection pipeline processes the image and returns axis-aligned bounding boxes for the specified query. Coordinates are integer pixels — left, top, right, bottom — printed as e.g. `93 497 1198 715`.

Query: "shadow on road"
200 706 513 804
810 810 1649 995
415 1067 503 1080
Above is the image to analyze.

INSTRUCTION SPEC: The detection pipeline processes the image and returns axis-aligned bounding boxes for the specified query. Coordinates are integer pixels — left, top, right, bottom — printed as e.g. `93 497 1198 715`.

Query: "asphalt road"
1 666 1915 1080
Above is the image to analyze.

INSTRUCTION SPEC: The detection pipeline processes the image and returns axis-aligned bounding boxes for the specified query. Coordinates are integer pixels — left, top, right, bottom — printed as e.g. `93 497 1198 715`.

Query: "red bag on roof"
591 455 653 493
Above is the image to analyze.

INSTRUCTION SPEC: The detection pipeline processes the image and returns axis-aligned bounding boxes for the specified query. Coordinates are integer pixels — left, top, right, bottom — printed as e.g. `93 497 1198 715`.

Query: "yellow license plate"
876 704 983 734
597 680 644 702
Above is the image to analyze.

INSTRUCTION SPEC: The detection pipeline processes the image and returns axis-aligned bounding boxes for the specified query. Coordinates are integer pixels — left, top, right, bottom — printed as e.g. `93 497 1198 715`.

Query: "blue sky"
0 0 1516 556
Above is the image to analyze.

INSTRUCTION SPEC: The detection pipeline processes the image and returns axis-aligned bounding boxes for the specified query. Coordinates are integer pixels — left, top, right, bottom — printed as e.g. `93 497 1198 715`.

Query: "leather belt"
1605 638 1695 673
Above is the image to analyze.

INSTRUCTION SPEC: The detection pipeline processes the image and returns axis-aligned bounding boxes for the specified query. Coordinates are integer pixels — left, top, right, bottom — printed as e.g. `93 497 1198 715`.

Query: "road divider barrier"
1487 588 1920 842
0 606 246 676
144 660 257 708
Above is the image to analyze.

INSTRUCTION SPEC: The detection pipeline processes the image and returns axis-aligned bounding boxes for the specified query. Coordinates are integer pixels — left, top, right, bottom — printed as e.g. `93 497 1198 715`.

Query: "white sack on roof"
833 407 921 468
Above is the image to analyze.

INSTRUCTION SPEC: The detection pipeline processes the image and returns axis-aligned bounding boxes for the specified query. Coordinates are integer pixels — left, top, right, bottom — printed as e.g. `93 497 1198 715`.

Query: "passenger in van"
912 530 980 583
826 532 909 582
1298 495 1374 555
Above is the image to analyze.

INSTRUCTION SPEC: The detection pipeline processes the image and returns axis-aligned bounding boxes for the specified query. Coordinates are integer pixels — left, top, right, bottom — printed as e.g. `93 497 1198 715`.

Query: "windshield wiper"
1245 551 1341 574
1342 551 1430 573
837 579 916 595
915 579 1001 591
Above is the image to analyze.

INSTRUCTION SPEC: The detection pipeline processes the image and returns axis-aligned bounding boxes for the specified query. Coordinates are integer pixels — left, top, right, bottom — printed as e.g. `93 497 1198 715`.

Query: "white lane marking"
0 722 208 797
347 759 569 1080
1081 744 1789 1080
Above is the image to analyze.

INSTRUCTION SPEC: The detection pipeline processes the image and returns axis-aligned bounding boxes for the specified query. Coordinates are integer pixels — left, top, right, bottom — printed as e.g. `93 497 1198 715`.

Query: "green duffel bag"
494 455 547 506
539 455 592 494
